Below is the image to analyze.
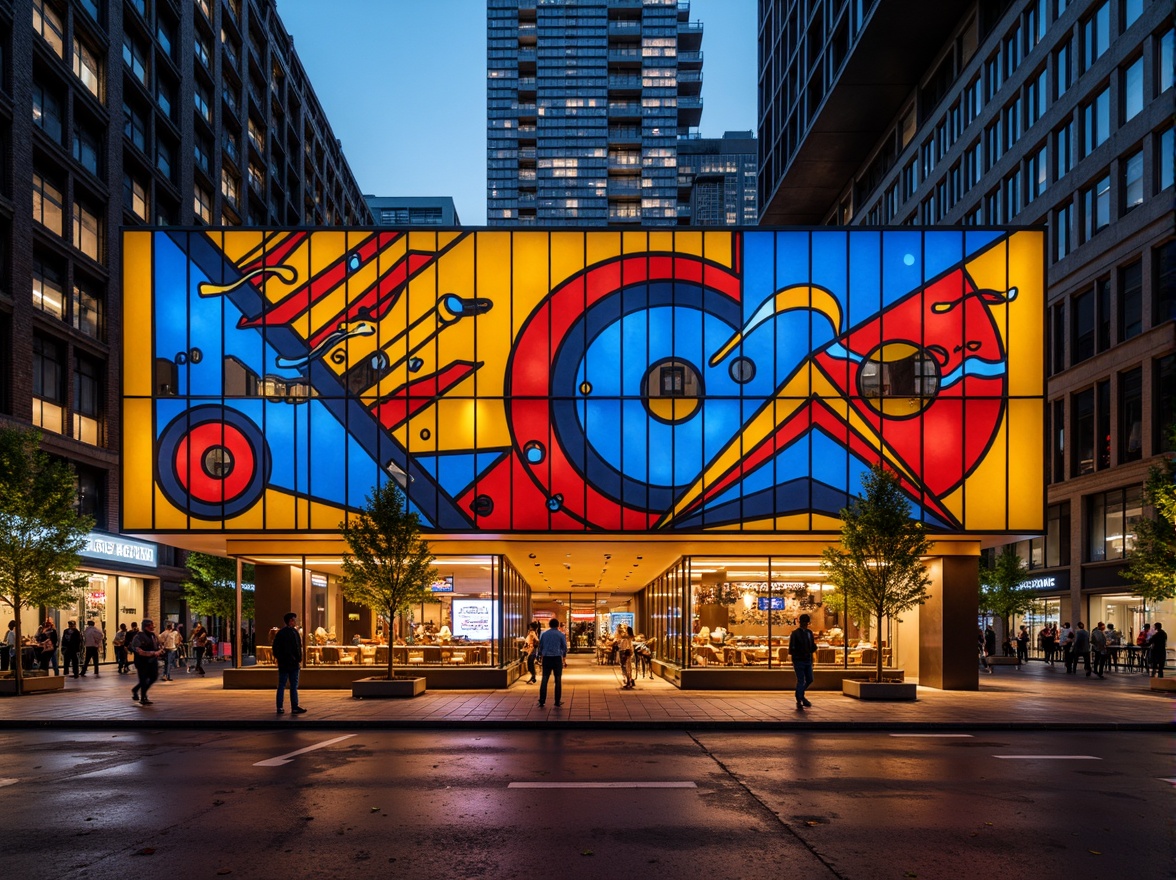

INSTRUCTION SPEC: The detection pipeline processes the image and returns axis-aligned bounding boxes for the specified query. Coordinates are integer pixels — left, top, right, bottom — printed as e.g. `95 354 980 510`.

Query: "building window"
1082 86 1111 156
194 136 210 173
1055 119 1074 179
156 139 173 181
1055 38 1072 99
1156 239 1176 326
75 466 105 529
1050 303 1065 375
1027 144 1048 202
195 34 211 68
72 125 100 176
32 257 65 320
73 355 102 446
1026 67 1048 128
1095 276 1111 352
1051 398 1065 483
1054 202 1073 261
72 278 102 339
1042 502 1070 568
1096 380 1110 470
122 33 149 86
1124 0 1143 28
194 185 212 222
1119 367 1143 463
1159 28 1174 94
1123 149 1143 211
32 0 65 58
123 173 148 220
32 172 64 236
195 85 211 122
156 17 174 57
33 82 63 143
124 100 147 152
221 168 239 205
73 200 102 261
1159 127 1174 192
79 0 100 21
32 334 66 435
1072 387 1094 476
1082 2 1110 72
73 37 102 101
1156 355 1175 452
1086 486 1142 562
156 77 175 120
1123 56 1144 122
1119 260 1142 341
1082 173 1111 240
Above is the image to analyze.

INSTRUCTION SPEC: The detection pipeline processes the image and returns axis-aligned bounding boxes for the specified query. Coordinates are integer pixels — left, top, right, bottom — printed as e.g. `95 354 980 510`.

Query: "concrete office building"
676 130 758 226
365 196 462 227
758 0 1175 649
487 0 704 226
1 0 369 642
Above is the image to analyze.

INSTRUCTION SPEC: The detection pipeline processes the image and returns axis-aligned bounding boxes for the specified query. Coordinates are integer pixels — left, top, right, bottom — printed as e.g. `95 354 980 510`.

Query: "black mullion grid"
469 230 477 534
507 231 515 532
580 230 588 531
545 231 553 532
149 229 158 530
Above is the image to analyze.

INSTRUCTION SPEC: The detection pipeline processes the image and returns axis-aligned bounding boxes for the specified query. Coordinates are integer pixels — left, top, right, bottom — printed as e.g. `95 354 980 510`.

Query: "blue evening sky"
275 0 758 224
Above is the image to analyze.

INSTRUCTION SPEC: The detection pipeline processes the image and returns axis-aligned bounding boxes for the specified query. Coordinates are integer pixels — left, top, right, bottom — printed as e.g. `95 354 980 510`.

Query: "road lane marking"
993 755 1101 760
889 734 973 737
0 778 19 788
254 735 357 767
508 782 697 789
1162 778 1176 787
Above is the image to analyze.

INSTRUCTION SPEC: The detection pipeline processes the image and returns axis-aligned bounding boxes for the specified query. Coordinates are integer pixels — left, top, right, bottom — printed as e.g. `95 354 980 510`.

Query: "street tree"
979 545 1035 644
821 465 932 683
0 427 92 695
1122 431 1176 611
340 482 435 680
183 552 254 663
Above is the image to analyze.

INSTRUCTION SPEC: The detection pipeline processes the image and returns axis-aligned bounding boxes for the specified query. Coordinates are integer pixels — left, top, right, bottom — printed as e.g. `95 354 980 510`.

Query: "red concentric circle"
174 422 256 504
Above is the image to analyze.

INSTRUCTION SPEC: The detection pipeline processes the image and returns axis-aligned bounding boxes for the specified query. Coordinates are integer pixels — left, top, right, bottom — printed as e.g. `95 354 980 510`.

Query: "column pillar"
919 553 979 690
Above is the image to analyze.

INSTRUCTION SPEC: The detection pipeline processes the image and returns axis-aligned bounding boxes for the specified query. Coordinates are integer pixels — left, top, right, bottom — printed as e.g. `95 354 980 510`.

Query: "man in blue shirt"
536 618 568 708
789 613 816 710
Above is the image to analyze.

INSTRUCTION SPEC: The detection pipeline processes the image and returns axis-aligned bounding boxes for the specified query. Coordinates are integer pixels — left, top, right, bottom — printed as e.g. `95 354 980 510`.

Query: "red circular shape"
174 422 256 504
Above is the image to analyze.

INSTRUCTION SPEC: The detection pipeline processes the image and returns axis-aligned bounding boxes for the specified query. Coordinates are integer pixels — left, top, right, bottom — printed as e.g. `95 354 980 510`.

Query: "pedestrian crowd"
976 620 1168 678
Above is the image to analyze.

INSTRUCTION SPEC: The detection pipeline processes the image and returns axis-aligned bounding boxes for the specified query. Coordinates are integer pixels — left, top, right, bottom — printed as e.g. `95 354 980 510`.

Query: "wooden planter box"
0 674 66 696
1149 676 1175 692
842 678 918 701
351 676 427 699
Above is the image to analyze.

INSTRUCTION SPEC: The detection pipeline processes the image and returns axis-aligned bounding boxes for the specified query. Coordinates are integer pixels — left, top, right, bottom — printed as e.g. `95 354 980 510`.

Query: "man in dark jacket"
60 621 82 678
130 619 161 705
789 613 816 710
272 612 306 715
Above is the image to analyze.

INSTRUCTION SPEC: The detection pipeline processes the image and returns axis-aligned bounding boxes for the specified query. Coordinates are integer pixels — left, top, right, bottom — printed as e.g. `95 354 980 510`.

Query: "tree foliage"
183 552 254 661
340 482 435 680
0 427 93 694
820 465 932 682
1122 435 1176 605
978 545 1036 637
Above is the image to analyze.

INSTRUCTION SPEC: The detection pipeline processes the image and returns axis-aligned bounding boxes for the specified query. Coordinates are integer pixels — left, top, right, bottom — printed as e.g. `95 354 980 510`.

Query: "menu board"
452 600 498 640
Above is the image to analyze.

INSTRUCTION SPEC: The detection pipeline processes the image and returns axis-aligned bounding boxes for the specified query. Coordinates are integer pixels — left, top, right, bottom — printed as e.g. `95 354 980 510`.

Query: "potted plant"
822 465 930 701
0 428 91 696
340 482 434 698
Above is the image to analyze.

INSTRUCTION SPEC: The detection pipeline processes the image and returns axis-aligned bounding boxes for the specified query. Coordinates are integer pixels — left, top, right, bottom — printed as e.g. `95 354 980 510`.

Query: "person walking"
1105 623 1121 670
981 625 997 674
523 621 540 684
1059 622 1075 672
159 622 179 681
1040 623 1055 664
1073 622 1091 677
1090 622 1108 678
60 620 82 678
1137 624 1152 673
130 619 162 706
2 620 14 672
536 617 567 708
82 620 103 676
1015 625 1030 665
113 624 130 673
190 624 208 674
617 625 635 689
37 620 59 674
272 612 307 715
1148 622 1167 678
789 612 817 710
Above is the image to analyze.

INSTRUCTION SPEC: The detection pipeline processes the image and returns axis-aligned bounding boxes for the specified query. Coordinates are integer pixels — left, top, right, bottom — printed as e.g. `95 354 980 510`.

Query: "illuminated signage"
609 612 635 632
1024 576 1058 590
452 600 497 640
80 532 157 568
757 596 786 611
430 576 454 593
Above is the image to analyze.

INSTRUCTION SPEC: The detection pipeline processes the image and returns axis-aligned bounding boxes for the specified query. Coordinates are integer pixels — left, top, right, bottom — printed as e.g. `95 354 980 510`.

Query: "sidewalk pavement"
0 657 1171 730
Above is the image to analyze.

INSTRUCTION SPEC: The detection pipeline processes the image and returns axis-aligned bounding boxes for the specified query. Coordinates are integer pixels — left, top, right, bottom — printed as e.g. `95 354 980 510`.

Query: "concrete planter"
351 675 427 699
0 674 66 696
986 656 1021 668
842 678 917 701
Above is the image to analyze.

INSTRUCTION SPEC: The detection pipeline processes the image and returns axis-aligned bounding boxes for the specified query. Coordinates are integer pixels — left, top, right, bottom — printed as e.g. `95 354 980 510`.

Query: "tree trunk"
13 610 25 696
386 606 395 681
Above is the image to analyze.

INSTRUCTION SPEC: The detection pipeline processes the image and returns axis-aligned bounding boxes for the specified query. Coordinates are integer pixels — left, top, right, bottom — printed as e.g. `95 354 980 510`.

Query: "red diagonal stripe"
370 361 479 430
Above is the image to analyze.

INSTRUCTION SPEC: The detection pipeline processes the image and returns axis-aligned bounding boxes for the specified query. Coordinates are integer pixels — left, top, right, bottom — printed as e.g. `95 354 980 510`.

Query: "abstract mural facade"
122 228 1044 536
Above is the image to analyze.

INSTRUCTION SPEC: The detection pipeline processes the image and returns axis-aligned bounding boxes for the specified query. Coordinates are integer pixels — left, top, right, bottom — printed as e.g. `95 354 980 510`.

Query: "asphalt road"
1 730 1171 879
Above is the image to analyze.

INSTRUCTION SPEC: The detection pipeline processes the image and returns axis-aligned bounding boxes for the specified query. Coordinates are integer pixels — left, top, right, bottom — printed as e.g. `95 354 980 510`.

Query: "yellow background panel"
152 487 191 530
1005 397 1045 531
673 230 704 257
121 398 156 528
962 418 1010 529
1006 231 1046 397
123 233 155 397
223 496 266 531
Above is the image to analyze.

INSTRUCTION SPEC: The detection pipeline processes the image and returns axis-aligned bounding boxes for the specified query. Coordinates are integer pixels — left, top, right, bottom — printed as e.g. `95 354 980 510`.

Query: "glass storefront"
643 555 899 671
254 555 530 669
